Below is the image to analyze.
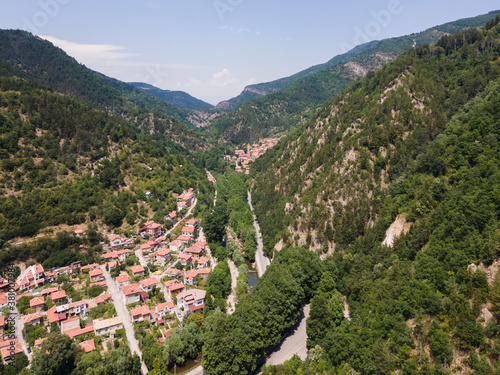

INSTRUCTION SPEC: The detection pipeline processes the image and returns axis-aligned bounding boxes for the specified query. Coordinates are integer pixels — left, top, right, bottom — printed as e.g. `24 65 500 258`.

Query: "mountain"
0 60 213 251
0 29 207 150
218 40 380 110
202 16 500 375
129 82 213 110
208 9 500 144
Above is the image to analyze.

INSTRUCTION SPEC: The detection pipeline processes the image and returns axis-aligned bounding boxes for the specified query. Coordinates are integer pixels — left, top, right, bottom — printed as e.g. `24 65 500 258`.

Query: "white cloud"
39 35 137 65
217 25 262 37
209 68 239 87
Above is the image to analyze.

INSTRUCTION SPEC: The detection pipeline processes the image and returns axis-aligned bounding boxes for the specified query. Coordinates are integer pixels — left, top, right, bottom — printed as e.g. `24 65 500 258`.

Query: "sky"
0 0 499 105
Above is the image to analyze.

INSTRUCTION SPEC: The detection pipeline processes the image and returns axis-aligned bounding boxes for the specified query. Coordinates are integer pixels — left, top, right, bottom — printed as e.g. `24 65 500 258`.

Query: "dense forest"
0 62 212 251
250 15 500 375
0 30 206 149
251 15 500 256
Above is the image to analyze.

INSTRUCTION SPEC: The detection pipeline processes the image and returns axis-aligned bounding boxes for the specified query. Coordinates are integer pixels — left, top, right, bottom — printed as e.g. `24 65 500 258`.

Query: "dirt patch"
382 215 412 247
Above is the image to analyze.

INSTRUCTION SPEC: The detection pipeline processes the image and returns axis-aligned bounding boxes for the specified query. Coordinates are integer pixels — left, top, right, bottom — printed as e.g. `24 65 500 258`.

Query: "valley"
1 7 500 375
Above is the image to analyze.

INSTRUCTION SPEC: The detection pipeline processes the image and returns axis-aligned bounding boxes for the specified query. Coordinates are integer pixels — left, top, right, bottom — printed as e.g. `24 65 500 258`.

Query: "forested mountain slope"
208 10 500 145
251 16 500 256
0 62 212 250
129 82 214 110
0 30 206 149
204 16 500 375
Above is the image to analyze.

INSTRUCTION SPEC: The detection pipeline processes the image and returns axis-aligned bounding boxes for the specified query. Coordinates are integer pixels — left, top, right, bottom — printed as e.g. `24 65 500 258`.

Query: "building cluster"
0 188 216 365
228 138 279 174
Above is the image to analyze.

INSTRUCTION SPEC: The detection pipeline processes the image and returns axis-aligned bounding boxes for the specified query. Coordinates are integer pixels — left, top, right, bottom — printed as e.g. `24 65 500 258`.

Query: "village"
226 138 279 174
0 189 217 367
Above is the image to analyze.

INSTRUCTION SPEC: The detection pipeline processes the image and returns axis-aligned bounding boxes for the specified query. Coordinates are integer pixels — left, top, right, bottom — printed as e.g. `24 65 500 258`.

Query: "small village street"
101 266 149 375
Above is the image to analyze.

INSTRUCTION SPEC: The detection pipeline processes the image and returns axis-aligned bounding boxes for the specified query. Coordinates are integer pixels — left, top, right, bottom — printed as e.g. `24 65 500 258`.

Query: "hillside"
208 10 500 144
203 16 500 375
0 29 207 150
129 82 213 110
0 62 212 247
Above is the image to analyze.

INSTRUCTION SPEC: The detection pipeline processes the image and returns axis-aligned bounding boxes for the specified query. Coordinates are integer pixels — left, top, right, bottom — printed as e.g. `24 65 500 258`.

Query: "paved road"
264 304 310 366
14 306 32 366
247 191 270 277
101 266 148 375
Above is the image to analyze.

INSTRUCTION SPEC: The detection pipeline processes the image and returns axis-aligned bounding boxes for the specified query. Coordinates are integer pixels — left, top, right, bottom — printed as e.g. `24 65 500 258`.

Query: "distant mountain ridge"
129 82 213 110
208 9 500 144
0 29 207 149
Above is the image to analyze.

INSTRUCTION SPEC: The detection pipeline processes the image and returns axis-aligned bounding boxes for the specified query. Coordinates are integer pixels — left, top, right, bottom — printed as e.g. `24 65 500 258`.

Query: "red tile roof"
79 339 96 353
131 265 145 274
122 283 141 296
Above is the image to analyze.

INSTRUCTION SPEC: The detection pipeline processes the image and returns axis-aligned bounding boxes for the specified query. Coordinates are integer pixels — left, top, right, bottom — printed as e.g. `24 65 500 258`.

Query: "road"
101 266 149 375
264 304 310 367
247 191 270 277
226 258 238 315
14 306 32 366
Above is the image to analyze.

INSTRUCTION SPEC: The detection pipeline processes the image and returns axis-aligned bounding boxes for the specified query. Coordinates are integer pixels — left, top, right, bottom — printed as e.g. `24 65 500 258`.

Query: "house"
89 269 104 282
0 339 22 363
68 300 89 316
108 261 119 269
166 211 177 224
131 265 145 277
139 278 159 292
169 240 185 252
22 313 43 325
139 221 162 238
154 248 171 266
41 287 58 297
0 316 5 336
198 257 210 268
47 306 66 325
165 280 185 298
177 201 187 211
130 305 154 323
184 269 198 286
185 218 200 228
95 293 112 305
63 325 94 340
178 253 192 266
79 339 96 353
185 246 204 260
51 290 67 304
164 268 181 278
94 316 123 336
30 296 45 311
117 249 131 261
116 272 130 288
34 337 47 350
177 235 192 245
177 191 194 206
71 261 82 269
122 284 142 304
74 229 84 237
89 281 107 288
194 241 207 251
81 263 99 272
102 252 119 262
16 264 47 292
155 301 175 318
109 235 123 248
176 289 206 312
197 268 212 281
181 226 196 238
61 317 80 333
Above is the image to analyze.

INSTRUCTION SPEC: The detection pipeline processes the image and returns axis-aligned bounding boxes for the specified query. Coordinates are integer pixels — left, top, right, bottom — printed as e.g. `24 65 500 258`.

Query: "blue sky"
0 0 498 104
